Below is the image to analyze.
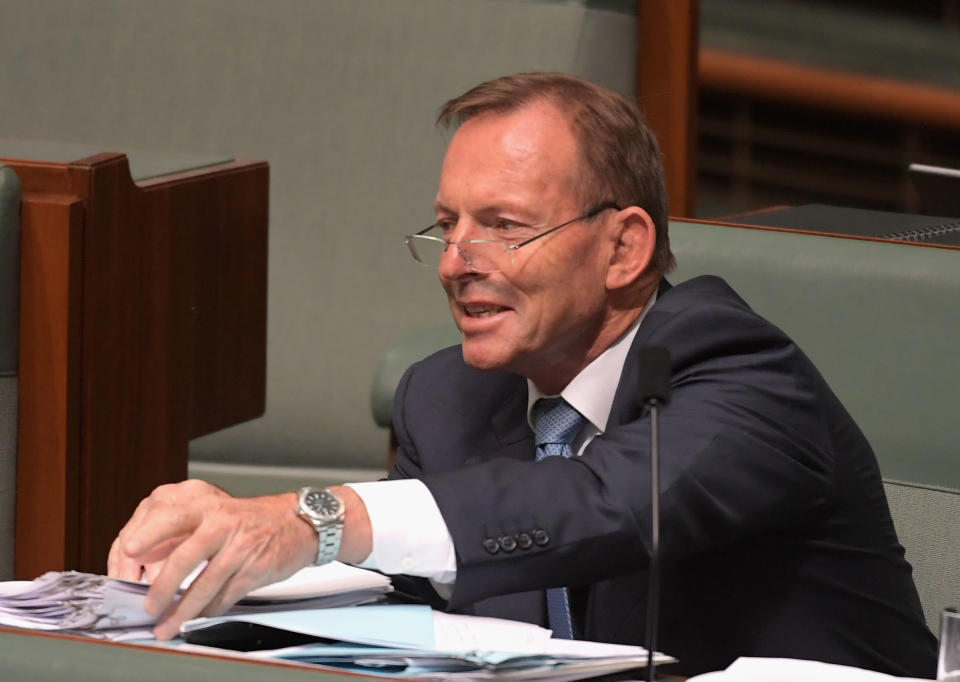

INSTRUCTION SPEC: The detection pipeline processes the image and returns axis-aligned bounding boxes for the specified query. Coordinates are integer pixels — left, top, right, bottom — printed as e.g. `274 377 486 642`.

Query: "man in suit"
109 73 936 677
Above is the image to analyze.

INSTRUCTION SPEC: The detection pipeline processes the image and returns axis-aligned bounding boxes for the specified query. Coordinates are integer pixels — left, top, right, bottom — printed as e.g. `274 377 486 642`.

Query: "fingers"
106 485 313 640
145 496 275 637
121 482 217 558
107 536 143 581
143 525 225 619
149 524 277 638
107 493 160 580
108 481 226 579
135 535 191 568
142 560 167 584
199 579 249 619
153 553 257 640
153 563 229 639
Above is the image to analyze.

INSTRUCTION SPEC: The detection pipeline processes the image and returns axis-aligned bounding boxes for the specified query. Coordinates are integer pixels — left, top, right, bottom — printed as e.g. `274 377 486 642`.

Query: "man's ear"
605 206 656 291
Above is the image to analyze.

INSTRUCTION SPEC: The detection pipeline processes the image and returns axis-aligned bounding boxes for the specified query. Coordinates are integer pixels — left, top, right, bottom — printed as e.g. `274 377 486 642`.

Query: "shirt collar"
526 289 657 435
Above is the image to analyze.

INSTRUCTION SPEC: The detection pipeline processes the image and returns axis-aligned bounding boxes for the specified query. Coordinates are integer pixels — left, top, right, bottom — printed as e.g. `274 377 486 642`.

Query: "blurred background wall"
0 0 639 478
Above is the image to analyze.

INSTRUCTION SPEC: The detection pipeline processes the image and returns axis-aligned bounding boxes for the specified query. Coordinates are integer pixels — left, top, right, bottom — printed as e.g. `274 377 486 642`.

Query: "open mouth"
463 304 509 318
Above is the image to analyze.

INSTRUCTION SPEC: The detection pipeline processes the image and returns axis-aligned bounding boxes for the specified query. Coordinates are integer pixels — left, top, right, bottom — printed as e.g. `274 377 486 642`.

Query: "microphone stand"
645 397 661 682
634 345 671 682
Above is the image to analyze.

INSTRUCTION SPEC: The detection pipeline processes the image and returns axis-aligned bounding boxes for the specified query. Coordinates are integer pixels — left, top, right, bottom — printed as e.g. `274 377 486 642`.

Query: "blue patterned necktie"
532 397 586 639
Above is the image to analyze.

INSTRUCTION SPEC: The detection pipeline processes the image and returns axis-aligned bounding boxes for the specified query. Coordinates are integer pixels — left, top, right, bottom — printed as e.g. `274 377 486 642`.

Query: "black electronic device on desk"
723 203 960 247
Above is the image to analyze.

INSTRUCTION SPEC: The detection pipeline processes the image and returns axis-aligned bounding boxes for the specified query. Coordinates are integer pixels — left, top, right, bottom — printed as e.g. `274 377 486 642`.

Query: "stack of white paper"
0 562 392 640
687 657 932 682
0 568 676 679
182 604 676 680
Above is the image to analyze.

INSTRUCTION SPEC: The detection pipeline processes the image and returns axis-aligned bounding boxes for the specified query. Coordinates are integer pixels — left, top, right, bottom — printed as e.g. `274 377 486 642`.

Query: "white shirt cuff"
345 479 457 585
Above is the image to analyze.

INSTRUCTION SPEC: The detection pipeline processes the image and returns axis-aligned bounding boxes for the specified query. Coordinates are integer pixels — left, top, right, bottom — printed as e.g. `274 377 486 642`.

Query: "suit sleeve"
389 363 427 481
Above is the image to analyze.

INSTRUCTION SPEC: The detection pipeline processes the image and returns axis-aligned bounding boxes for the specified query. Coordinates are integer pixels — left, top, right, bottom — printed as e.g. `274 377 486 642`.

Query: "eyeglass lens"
407 236 507 273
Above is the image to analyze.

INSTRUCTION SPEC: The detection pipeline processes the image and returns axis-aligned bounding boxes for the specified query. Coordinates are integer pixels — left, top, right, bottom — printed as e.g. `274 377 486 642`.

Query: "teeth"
465 305 505 317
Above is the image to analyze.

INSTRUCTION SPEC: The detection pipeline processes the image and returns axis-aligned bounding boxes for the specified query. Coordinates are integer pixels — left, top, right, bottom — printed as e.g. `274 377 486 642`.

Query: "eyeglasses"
405 202 619 273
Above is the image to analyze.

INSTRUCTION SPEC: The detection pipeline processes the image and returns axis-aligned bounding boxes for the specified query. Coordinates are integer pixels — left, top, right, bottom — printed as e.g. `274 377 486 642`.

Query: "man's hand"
107 480 372 640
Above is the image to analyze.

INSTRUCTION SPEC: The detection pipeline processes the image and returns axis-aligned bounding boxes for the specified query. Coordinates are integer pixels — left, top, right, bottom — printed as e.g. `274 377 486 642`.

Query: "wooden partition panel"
8 153 268 577
637 0 700 218
699 48 960 132
16 196 83 575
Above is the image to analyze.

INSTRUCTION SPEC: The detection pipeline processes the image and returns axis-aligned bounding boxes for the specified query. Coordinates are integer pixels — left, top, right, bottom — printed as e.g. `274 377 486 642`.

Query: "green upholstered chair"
370 325 462 430
0 164 21 580
885 482 960 637
370 218 960 633
668 219 960 634
370 324 461 467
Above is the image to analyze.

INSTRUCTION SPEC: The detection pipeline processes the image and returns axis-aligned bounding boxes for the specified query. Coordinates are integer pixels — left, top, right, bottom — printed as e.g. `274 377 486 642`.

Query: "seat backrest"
0 163 21 580
370 325 462 429
884 482 960 634
668 219 960 633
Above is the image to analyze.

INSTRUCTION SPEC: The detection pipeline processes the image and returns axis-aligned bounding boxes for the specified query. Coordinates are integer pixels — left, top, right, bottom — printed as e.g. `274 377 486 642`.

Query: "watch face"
304 489 341 519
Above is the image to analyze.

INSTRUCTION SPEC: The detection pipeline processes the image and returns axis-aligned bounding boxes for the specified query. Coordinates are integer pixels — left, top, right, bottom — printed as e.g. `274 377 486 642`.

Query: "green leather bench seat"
669 220 960 633
668 220 959 490
370 325 461 429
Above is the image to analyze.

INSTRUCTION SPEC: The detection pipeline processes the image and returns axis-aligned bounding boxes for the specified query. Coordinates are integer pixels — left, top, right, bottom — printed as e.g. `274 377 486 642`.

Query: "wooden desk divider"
6 151 268 578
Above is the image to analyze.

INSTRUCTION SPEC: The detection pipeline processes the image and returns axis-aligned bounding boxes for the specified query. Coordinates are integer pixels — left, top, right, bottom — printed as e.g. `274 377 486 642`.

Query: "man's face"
434 101 616 391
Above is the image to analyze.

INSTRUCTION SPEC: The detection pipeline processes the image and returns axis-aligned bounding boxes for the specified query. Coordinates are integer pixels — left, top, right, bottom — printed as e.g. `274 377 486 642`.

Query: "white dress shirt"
347 292 656 586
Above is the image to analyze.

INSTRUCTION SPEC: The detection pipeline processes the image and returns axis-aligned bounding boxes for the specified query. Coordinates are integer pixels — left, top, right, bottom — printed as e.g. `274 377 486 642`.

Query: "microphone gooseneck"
635 346 672 682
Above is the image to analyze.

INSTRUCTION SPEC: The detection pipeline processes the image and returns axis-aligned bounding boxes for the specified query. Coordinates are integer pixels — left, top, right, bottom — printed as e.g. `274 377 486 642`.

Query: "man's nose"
438 240 473 280
437 220 480 279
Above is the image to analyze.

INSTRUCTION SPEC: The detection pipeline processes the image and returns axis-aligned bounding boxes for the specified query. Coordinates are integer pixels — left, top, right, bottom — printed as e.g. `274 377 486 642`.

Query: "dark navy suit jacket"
388 276 937 677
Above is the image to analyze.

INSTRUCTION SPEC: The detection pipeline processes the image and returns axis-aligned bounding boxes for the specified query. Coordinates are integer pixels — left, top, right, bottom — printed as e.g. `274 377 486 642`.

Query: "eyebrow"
432 200 538 223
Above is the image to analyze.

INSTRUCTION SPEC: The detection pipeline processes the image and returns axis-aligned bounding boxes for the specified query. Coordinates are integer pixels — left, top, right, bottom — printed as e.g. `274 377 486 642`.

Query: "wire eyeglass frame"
405 201 620 273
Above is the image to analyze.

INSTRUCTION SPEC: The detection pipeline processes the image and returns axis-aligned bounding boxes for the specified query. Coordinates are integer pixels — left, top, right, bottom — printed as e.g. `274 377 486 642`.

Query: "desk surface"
0 627 382 681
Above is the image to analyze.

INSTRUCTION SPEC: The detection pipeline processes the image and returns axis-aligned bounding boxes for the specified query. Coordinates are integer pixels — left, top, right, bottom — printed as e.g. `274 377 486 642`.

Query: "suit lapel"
607 279 674 428
477 279 676 449
490 377 531 446
464 374 534 465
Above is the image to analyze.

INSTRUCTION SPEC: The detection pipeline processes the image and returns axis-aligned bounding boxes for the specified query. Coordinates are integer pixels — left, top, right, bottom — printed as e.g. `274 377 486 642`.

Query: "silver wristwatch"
296 486 345 566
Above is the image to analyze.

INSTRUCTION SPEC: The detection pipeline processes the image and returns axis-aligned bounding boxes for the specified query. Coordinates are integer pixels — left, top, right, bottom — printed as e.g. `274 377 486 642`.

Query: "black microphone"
636 346 671 405
636 346 672 682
